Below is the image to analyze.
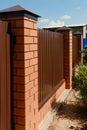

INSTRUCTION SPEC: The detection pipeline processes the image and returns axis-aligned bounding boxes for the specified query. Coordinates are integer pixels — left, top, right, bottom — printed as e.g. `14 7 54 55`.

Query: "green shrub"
72 64 87 106
81 46 87 63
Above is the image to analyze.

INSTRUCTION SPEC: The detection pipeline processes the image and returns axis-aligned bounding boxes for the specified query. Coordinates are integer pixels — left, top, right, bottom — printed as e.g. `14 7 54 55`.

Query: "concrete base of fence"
38 81 66 126
39 89 71 130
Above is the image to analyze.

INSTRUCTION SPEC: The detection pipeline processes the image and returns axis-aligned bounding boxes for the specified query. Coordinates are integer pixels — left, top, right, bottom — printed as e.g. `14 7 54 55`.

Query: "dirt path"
47 89 87 130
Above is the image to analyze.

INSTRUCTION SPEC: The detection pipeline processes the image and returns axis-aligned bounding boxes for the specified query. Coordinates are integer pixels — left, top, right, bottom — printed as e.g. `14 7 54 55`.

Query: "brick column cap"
0 5 40 21
73 31 82 35
56 26 71 32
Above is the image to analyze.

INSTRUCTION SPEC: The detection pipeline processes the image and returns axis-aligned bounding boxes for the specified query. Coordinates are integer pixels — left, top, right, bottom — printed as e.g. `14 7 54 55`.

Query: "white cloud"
48 20 64 27
39 18 65 28
61 15 71 20
40 18 49 23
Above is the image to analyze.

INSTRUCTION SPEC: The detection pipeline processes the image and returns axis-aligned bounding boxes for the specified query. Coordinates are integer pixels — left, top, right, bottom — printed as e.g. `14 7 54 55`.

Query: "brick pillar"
0 5 40 130
24 17 39 130
73 32 83 63
57 27 72 89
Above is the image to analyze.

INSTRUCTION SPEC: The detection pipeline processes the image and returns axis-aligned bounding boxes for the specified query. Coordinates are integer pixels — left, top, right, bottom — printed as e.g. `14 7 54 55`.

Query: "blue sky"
0 0 87 28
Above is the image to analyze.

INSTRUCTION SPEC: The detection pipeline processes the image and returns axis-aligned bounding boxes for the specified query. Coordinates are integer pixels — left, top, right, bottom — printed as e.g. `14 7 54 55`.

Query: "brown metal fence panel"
53 33 64 88
38 29 64 108
72 35 79 67
0 21 11 130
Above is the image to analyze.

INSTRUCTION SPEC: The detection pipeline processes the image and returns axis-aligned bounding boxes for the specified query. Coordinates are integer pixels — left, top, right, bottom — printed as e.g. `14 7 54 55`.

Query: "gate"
0 21 11 130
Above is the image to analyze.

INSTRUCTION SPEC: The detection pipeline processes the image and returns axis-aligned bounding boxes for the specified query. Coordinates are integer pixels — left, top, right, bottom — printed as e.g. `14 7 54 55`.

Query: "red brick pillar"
57 27 72 89
0 5 40 130
24 17 39 130
73 32 83 63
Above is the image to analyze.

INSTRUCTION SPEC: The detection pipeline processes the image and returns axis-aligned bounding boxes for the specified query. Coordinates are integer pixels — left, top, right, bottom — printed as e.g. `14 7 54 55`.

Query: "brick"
25 81 34 92
10 20 16 28
13 76 24 84
29 86 38 96
33 22 37 29
29 72 38 81
24 60 29 68
16 85 25 92
24 52 33 60
29 105 31 112
16 53 24 60
16 36 24 44
24 44 29 52
24 20 33 28
30 58 38 66
17 117 25 125
17 69 24 76
25 94 33 104
34 78 38 86
24 28 30 36
14 45 24 52
13 100 17 107
15 125 25 130
29 44 38 51
25 92 29 100
34 37 38 43
14 108 25 116
29 89 31 97
33 94 35 101
12 28 24 36
33 51 38 58
24 36 33 43
13 92 24 100
16 20 24 27
13 68 17 75
14 44 29 52
29 120 31 128
30 29 37 36
17 100 25 108
25 75 29 84
34 65 38 72
13 61 24 68
9 16 24 20
25 66 34 75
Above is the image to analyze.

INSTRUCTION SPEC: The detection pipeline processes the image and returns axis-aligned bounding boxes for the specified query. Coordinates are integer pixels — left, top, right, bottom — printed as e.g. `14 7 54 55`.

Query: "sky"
0 0 87 28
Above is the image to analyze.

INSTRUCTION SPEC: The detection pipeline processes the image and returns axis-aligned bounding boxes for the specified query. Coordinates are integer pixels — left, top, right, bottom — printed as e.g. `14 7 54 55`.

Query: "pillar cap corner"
56 26 71 32
73 31 82 35
0 5 41 21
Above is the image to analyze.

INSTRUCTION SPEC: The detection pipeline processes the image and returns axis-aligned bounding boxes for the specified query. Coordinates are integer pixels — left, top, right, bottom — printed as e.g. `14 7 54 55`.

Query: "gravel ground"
47 89 87 130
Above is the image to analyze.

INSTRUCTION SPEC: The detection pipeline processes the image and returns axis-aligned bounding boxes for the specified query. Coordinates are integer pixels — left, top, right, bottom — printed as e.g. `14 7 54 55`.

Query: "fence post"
73 32 83 64
57 26 72 89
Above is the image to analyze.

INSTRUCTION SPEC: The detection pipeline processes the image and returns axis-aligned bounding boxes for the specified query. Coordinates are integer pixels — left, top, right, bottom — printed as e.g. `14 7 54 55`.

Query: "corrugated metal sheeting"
0 21 11 130
38 29 64 108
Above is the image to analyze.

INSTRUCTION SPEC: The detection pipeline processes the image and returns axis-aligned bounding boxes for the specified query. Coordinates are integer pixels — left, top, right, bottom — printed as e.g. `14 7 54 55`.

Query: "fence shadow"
51 101 87 122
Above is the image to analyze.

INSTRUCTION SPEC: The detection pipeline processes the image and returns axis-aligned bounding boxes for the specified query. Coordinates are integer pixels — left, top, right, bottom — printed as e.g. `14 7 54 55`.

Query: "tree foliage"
72 64 87 106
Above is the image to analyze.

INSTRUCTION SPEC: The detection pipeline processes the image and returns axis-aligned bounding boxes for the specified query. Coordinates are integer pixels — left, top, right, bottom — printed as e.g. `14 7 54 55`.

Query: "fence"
38 29 64 108
72 33 82 68
0 21 11 130
0 5 82 130
72 35 79 67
